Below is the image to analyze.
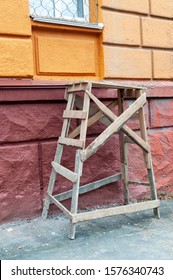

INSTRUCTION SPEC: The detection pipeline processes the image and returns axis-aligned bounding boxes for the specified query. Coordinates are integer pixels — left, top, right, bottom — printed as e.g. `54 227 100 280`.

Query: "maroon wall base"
0 80 173 223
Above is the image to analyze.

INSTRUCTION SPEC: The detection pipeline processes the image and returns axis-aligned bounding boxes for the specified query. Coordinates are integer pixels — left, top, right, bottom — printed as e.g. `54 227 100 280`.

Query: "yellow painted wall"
0 0 33 77
0 0 102 80
1 0 173 81
102 0 173 80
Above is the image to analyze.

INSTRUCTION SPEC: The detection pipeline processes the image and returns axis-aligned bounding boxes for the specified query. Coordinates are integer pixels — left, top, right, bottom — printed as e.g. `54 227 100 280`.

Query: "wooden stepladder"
42 81 160 239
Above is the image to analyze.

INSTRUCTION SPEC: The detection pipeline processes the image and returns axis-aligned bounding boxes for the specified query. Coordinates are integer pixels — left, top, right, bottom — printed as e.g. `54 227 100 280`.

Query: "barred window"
29 0 100 27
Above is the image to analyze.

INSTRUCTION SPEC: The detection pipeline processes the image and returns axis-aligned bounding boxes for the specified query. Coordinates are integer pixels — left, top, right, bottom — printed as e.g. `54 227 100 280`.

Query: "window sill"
31 16 104 30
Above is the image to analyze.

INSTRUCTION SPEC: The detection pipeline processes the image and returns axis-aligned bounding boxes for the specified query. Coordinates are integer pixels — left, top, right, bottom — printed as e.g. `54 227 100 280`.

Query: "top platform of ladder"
65 80 147 90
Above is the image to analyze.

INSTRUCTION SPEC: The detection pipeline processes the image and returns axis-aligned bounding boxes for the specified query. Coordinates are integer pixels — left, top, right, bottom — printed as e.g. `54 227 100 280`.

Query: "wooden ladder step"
63 110 87 119
51 161 78 183
58 137 84 148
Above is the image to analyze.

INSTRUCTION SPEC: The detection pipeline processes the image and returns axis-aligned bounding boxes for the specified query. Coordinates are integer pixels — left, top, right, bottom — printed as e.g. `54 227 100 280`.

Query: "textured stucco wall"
0 0 33 77
102 0 173 80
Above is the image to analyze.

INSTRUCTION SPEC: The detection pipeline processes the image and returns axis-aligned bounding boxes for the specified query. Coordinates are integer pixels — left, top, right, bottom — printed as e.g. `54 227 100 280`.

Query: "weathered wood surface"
85 90 149 153
63 110 87 119
52 161 78 183
67 83 91 93
53 173 122 202
61 93 75 138
42 144 64 219
66 81 146 90
69 150 83 239
47 193 72 219
58 137 84 148
72 200 160 223
79 90 91 147
118 89 129 204
136 90 151 169
43 81 160 240
68 99 117 139
81 93 147 162
128 181 150 186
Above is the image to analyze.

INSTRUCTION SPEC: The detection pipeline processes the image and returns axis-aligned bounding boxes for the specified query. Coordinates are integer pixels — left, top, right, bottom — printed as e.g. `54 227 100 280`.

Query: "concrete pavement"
0 199 173 260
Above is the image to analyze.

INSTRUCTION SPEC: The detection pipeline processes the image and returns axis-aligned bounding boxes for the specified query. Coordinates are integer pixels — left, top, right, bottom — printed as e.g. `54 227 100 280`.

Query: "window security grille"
29 0 98 25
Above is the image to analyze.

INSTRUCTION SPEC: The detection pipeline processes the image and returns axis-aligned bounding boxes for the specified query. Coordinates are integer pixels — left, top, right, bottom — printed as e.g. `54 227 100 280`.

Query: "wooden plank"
67 83 91 93
122 124 149 152
136 90 151 169
66 81 146 90
53 173 122 202
135 90 160 218
72 200 160 223
91 82 146 90
42 144 64 219
86 90 117 121
128 181 150 186
148 168 160 218
68 100 117 139
52 161 78 183
123 89 136 98
69 150 83 239
79 90 91 147
81 93 147 162
64 87 68 100
118 89 129 204
87 101 117 127
86 90 149 153
61 93 75 138
63 110 87 119
58 137 84 148
124 135 135 144
78 173 121 196
47 193 72 219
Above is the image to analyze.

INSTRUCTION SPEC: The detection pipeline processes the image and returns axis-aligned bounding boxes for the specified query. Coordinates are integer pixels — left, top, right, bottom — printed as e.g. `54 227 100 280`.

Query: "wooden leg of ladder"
136 90 160 218
122 139 129 204
147 156 160 218
68 150 83 239
118 90 129 205
42 144 63 219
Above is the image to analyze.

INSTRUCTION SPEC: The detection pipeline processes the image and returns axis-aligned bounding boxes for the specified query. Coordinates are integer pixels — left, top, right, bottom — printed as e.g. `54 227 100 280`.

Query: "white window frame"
29 0 103 29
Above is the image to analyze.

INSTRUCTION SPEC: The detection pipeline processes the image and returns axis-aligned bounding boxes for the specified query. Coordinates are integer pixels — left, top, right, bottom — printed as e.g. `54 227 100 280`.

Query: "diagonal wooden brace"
86 90 149 153
68 99 117 139
81 93 147 162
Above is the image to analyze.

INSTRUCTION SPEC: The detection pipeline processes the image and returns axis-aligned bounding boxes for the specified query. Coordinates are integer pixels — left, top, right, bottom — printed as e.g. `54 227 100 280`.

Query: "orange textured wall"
31 22 103 80
102 0 173 80
0 0 33 78
1 0 173 81
0 0 103 80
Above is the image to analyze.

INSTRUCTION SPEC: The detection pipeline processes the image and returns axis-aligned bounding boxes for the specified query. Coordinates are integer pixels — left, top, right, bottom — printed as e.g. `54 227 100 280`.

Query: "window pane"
30 0 54 17
60 0 77 18
29 0 90 23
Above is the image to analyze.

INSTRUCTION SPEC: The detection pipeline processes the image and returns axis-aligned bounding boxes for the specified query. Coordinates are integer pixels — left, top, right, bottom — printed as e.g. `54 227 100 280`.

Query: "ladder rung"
63 110 87 119
58 137 84 148
52 161 78 183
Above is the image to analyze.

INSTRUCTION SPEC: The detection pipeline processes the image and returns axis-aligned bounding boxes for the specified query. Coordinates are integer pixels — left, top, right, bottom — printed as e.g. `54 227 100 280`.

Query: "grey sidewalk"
0 199 173 260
